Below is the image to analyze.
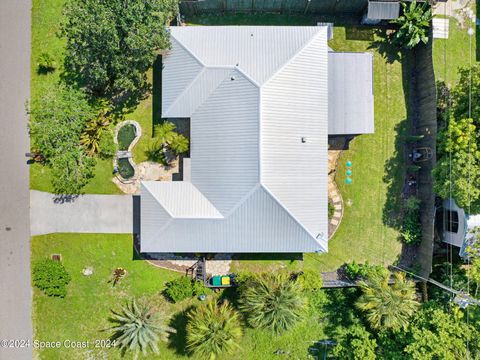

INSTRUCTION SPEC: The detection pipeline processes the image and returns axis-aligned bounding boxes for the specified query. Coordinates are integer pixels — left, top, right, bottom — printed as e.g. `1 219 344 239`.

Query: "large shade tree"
29 85 97 194
61 0 178 107
356 272 419 331
186 300 243 359
433 118 480 213
238 273 306 334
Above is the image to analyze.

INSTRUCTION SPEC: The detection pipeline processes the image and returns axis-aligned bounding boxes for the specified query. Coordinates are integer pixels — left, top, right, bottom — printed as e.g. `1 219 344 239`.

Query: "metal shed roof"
367 1 401 20
328 52 375 135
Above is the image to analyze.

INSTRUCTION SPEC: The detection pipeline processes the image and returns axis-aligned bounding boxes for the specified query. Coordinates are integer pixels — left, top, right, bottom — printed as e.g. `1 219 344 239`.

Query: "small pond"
117 158 135 179
117 124 136 151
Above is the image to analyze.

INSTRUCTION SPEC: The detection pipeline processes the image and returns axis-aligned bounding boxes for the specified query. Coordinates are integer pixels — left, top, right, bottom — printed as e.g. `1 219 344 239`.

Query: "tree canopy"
29 85 95 160
433 118 480 213
391 1 432 49
61 0 178 108
356 272 419 331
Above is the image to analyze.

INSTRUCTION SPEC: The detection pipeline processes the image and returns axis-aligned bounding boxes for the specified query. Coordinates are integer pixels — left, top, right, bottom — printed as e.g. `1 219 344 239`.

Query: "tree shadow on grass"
382 118 409 230
368 27 402 64
168 305 194 356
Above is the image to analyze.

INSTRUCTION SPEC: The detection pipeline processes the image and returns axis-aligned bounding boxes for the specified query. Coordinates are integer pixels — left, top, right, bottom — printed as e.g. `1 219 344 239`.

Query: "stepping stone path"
328 150 344 239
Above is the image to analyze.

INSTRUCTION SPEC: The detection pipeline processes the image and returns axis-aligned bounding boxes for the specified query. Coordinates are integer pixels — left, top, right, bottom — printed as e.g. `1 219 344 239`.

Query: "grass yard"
188 15 404 272
32 234 340 359
30 0 155 194
433 16 476 85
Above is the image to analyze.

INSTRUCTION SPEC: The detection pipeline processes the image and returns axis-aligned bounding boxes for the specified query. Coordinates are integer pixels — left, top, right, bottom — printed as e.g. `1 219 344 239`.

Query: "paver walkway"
30 191 134 235
328 149 344 239
0 1 32 358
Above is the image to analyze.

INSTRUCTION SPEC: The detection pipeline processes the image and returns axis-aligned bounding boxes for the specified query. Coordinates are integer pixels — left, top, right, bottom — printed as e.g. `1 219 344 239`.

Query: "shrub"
295 269 323 291
99 129 116 159
32 258 71 297
328 202 335 220
164 276 194 303
186 300 242 359
402 197 422 245
37 52 57 73
332 324 377 360
192 280 212 297
344 261 386 281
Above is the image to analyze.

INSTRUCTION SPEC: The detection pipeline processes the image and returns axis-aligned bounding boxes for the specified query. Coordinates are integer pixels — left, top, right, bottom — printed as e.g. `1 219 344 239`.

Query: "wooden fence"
180 0 369 16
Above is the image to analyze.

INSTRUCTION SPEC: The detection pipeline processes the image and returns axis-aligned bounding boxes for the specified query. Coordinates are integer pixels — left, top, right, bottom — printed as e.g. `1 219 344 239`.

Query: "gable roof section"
169 26 322 85
140 186 326 253
190 69 260 215
142 181 223 219
162 38 203 115
261 31 328 241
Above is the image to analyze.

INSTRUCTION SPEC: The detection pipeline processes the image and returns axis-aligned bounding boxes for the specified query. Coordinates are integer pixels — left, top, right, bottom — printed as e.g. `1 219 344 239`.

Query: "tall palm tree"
109 299 173 359
186 300 243 360
238 273 306 334
170 133 189 155
355 271 419 331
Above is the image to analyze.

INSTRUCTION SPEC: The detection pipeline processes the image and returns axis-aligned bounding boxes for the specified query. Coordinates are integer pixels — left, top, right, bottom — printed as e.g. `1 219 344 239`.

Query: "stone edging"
113 120 142 182
328 178 344 240
328 149 344 240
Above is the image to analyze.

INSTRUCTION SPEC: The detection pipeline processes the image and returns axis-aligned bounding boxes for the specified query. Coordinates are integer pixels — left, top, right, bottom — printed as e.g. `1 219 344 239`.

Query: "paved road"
30 191 134 235
0 1 32 359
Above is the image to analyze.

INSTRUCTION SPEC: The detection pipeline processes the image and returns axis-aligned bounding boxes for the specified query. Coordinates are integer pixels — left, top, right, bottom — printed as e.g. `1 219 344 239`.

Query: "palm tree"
170 133 189 155
355 271 419 331
109 299 173 359
238 273 306 334
80 116 110 156
154 121 177 145
186 300 243 359
391 0 433 49
149 121 189 162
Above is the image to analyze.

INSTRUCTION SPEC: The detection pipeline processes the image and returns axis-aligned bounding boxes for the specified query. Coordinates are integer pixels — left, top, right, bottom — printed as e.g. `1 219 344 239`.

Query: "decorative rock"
82 267 93 276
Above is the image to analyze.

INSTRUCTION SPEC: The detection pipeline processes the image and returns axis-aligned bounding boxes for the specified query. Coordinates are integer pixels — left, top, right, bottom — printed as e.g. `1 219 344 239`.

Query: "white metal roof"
142 26 336 253
328 52 375 135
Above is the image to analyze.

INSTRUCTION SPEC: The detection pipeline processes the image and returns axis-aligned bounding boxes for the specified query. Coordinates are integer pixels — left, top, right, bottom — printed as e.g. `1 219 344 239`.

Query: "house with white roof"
140 26 374 254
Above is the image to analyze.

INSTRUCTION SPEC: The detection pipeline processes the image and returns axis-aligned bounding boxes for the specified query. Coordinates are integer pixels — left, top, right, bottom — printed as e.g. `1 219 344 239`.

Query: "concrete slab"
30 191 134 235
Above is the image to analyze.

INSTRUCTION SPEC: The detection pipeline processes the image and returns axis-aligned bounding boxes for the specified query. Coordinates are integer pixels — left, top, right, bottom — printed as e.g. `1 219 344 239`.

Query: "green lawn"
30 0 155 194
188 15 407 272
32 234 335 359
433 16 477 85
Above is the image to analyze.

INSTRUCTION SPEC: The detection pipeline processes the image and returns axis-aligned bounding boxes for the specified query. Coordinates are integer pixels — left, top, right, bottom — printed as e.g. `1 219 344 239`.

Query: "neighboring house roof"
366 1 401 20
141 26 330 253
328 52 375 135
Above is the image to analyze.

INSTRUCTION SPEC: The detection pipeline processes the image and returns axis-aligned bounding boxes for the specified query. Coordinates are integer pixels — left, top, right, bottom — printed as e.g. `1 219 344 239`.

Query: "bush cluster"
165 277 211 303
401 197 422 245
32 258 71 297
343 261 386 281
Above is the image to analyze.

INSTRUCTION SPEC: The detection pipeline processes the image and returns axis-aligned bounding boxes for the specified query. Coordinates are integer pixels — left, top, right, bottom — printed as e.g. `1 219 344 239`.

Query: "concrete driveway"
30 191 134 235
0 1 32 359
